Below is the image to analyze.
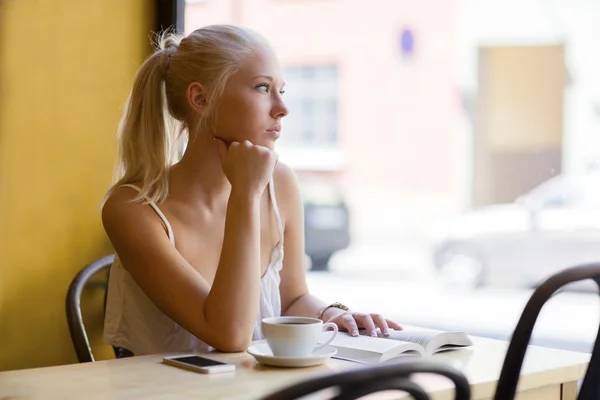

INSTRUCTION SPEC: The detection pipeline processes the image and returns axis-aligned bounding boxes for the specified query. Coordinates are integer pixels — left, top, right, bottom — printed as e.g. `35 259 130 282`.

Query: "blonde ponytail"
106 25 269 204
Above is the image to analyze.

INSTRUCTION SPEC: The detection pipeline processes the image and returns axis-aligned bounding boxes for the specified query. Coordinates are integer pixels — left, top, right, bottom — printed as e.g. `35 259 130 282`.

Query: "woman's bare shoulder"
103 184 144 218
102 184 165 239
273 161 301 195
272 161 303 221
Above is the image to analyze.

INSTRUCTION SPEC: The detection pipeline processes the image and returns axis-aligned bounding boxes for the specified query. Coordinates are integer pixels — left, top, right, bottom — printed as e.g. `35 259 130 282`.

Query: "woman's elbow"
197 313 255 352
211 334 252 353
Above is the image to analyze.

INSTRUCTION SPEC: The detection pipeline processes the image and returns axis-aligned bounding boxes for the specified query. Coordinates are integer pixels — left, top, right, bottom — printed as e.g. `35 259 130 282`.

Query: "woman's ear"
187 82 208 114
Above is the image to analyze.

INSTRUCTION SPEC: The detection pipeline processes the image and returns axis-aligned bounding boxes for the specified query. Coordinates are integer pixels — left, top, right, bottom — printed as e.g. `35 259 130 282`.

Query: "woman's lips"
266 125 281 139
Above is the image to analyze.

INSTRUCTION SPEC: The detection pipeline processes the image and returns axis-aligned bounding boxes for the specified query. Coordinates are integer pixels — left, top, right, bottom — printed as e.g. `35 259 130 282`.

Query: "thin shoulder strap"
120 184 175 246
268 178 284 248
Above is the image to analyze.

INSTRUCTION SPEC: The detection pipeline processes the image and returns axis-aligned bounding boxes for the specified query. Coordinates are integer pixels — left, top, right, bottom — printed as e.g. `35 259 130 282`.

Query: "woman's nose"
272 98 288 119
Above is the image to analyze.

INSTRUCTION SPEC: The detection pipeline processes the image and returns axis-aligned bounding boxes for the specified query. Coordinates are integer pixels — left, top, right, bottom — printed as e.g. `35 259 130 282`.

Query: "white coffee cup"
261 316 338 358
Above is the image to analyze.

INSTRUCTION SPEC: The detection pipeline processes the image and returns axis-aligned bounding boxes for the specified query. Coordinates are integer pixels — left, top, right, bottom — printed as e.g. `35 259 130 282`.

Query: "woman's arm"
103 186 263 352
276 163 402 337
104 141 276 352
274 165 345 321
274 163 321 317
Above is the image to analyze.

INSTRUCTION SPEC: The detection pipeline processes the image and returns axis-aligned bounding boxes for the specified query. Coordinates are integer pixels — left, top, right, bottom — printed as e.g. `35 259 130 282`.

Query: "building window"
280 65 339 149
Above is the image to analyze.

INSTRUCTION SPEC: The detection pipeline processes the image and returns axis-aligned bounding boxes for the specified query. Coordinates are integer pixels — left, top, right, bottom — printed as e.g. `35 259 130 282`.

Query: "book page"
358 328 438 346
425 332 473 355
319 332 424 364
324 332 404 354
332 347 384 365
357 328 473 355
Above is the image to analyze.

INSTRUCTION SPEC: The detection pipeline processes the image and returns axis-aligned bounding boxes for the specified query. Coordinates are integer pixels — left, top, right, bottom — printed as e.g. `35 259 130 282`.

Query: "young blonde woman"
102 24 402 356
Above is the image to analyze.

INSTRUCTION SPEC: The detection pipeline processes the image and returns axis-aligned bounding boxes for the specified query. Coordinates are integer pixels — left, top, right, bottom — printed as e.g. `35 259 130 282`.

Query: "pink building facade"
185 0 466 241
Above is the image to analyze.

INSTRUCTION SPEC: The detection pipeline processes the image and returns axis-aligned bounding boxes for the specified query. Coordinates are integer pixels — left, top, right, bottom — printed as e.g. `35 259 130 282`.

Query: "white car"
432 171 600 290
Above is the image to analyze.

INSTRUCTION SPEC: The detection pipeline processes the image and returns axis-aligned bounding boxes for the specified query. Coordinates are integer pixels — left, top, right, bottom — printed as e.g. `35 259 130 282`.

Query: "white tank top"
103 180 284 356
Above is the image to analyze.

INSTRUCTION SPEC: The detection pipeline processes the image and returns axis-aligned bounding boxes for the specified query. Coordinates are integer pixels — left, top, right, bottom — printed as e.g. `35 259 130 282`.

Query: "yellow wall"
0 0 152 371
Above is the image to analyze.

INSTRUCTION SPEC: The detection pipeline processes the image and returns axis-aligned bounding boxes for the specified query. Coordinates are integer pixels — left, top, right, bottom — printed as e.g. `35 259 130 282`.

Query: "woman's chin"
253 137 277 150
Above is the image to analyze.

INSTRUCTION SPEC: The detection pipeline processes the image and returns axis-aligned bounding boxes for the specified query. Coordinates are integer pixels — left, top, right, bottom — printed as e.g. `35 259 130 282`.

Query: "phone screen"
170 355 228 368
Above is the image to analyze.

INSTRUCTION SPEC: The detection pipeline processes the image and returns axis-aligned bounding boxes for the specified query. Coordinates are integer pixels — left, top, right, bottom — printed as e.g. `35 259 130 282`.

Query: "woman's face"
212 47 288 150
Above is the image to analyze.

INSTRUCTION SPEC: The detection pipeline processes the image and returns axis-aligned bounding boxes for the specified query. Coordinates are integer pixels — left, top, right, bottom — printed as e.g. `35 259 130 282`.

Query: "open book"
319 327 473 365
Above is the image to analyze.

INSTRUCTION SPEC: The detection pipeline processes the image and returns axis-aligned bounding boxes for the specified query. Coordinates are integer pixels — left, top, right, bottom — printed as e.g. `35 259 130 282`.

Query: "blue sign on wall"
400 28 415 58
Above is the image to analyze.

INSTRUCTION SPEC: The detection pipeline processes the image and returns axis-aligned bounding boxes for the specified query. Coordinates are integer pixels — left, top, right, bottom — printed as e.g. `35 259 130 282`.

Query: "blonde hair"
106 25 268 204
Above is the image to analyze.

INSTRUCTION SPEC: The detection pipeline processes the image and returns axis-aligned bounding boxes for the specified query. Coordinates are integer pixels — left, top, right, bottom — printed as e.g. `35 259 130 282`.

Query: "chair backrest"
493 262 600 400
65 254 115 363
259 359 471 400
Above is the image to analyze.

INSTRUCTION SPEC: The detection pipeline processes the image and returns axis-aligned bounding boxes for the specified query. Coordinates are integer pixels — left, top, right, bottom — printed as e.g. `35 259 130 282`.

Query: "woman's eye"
257 83 270 93
279 89 286 95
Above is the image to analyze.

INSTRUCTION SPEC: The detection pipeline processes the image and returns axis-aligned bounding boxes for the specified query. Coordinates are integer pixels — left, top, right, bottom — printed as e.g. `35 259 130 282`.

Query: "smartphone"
162 354 236 374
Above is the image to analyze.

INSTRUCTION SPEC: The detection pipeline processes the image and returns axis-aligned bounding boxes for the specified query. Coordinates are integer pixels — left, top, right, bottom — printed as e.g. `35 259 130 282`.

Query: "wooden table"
0 336 590 399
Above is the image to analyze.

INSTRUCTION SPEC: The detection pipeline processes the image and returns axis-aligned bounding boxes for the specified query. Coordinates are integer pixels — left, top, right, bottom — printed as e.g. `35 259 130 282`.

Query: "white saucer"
246 343 337 368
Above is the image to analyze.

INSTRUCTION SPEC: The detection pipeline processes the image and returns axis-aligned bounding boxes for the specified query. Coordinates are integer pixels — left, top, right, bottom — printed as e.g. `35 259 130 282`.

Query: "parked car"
431 171 600 290
300 178 351 271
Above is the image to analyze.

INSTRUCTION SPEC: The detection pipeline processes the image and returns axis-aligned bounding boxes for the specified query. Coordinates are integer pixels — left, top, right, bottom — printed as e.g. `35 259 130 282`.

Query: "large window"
279 65 339 149
185 0 600 355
